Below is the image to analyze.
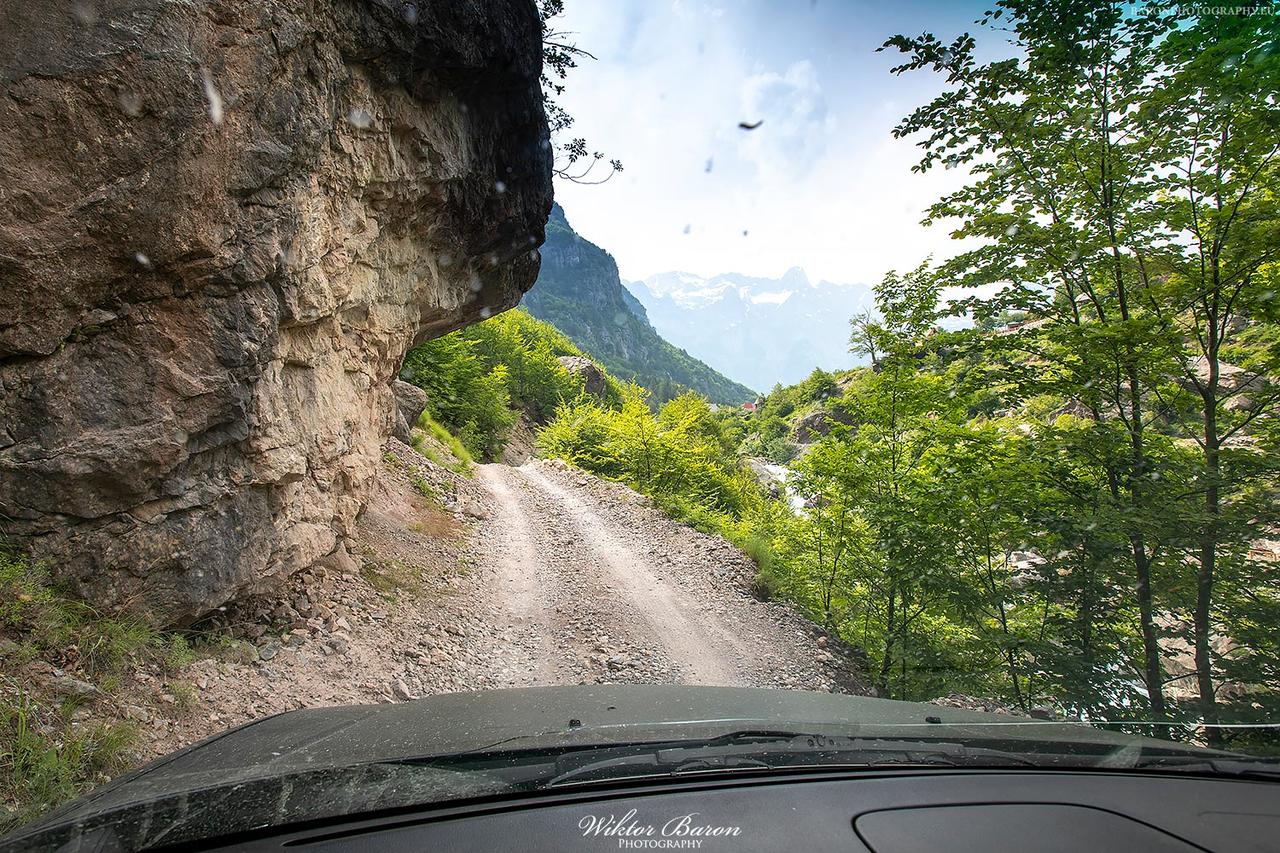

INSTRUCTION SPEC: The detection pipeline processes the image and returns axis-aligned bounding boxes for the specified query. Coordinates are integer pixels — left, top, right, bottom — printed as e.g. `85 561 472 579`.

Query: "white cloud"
738 60 832 180
549 0 982 289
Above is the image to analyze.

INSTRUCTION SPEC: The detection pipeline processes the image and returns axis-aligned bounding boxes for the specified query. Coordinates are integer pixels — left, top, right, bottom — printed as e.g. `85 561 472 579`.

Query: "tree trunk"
1197 379 1223 746
1126 364 1167 717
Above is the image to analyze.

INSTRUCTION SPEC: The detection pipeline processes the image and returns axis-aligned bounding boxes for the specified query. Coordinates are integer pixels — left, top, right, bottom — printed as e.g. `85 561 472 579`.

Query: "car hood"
0 685 1225 852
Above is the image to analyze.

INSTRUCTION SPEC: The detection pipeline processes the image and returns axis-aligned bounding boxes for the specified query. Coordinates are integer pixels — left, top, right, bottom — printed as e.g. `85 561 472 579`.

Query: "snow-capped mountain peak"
624 269 875 390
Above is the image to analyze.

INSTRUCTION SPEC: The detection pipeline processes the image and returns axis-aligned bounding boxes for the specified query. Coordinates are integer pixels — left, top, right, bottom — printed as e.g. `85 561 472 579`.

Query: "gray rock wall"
0 0 552 623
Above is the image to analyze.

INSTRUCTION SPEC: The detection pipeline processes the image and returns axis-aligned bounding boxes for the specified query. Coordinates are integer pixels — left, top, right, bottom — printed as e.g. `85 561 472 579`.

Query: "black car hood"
0 685 1224 852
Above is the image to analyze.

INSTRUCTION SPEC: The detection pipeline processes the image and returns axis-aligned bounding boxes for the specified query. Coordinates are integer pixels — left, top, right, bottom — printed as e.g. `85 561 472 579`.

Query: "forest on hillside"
406 3 1280 749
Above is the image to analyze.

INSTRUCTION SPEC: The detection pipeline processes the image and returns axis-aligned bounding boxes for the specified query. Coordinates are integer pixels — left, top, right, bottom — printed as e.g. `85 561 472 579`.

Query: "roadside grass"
409 474 437 500
360 558 423 600
0 686 138 832
0 549 227 830
411 413 474 476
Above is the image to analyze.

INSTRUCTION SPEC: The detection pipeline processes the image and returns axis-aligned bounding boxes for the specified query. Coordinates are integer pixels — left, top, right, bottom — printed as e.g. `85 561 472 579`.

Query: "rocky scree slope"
0 0 553 624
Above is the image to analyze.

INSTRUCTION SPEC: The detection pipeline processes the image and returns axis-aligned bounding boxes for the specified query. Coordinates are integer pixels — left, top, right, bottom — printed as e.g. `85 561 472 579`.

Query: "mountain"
523 205 755 404
625 269 876 391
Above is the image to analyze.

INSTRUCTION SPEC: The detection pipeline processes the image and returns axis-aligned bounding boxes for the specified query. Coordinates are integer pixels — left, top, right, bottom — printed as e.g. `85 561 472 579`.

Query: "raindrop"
72 2 97 25
468 272 483 293
1055 549 1073 560
347 107 372 129
539 138 551 151
1005 223 1020 236
1085 521 1098 531
200 67 223 126
682 224 691 235
439 252 453 268
479 306 492 319
402 3 418 25
459 102 469 114
1260 290 1275 301
613 311 629 326
940 48 956 64
134 252 152 268
494 180 507 194
742 229 749 237
704 158 713 173
1221 55 1240 72
117 89 143 117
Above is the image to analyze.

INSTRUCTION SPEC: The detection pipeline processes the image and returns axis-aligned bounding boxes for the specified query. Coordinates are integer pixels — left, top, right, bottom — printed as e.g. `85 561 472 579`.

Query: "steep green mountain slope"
523 205 755 405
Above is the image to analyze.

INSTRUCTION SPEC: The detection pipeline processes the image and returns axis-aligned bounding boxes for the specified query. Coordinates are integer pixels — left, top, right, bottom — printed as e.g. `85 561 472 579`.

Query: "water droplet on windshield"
704 158 713 173
682 224 691 235
200 68 223 125
402 3 418 25
117 89 143 117
613 312 629 326
1005 223 1020 236
134 252 152 268
494 180 507 193
468 272 484 292
347 108 372 129
72 2 97 25
479 306 492 319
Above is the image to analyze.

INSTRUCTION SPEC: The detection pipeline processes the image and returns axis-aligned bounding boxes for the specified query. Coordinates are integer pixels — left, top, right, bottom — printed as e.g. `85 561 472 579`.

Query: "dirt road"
131 446 863 762
473 459 859 691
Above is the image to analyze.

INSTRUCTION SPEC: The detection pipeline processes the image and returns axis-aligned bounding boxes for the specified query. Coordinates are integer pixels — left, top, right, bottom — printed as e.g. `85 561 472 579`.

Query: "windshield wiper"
543 730 1043 787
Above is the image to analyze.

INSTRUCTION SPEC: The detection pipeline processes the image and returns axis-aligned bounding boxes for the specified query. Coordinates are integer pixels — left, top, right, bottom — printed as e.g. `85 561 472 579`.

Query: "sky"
549 0 1000 288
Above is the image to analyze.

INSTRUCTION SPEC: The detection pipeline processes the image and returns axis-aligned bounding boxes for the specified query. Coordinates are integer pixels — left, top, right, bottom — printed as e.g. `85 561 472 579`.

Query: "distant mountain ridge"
625 269 875 391
522 205 755 404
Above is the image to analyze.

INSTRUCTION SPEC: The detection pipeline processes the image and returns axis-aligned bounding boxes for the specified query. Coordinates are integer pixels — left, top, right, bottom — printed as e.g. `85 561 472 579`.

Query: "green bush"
401 309 617 460
541 388 761 524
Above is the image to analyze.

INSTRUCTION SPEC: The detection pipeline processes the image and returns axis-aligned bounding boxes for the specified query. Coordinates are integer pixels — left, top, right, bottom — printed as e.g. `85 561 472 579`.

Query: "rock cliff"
523 205 754 404
0 0 552 623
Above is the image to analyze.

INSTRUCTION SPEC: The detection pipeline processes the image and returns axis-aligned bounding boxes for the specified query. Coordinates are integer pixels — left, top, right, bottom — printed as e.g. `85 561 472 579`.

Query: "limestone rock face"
0 0 552 623
556 356 609 401
391 381 429 444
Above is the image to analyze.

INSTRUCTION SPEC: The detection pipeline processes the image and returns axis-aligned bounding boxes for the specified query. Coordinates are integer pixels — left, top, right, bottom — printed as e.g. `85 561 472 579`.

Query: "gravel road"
472 459 863 691
130 445 865 762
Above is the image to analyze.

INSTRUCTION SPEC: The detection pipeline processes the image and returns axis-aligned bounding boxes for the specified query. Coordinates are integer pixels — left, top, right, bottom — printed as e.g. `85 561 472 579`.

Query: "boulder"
0 0 552 623
392 380 429 444
557 356 610 400
792 403 857 443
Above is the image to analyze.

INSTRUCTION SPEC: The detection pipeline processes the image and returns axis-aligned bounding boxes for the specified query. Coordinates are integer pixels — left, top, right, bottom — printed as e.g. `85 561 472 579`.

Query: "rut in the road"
518 464 742 684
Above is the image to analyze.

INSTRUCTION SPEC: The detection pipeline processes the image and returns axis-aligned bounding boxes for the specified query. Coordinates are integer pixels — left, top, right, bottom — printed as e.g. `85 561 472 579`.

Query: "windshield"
2 0 1279 849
